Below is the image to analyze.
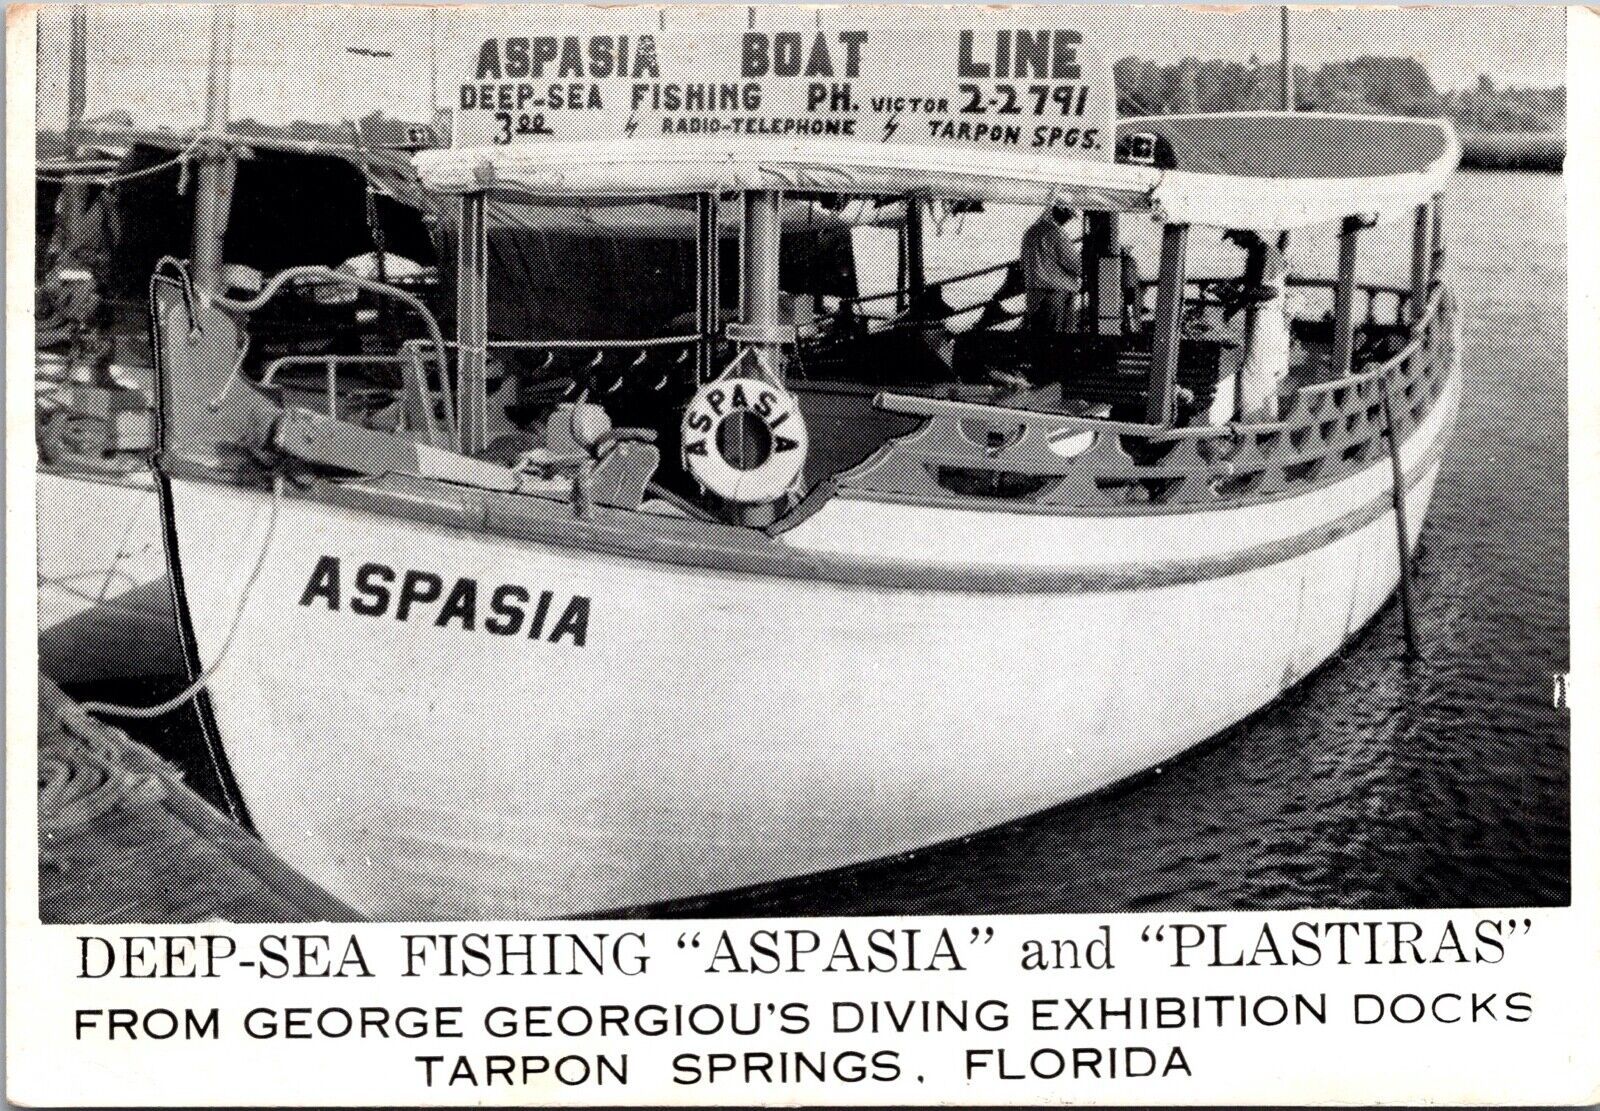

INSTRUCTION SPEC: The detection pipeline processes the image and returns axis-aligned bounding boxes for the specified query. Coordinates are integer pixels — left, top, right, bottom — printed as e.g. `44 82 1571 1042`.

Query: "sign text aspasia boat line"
461 29 1101 149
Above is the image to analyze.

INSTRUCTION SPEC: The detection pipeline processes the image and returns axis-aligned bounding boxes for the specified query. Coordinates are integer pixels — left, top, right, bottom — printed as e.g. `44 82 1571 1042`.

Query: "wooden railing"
820 264 1419 342
837 284 1456 511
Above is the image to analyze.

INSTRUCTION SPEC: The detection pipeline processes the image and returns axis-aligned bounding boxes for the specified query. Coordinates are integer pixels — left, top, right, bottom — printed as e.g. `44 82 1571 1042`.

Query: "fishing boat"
143 18 1459 919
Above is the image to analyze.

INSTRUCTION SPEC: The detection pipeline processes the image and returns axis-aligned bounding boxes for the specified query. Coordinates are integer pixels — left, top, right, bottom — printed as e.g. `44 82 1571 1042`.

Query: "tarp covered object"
94 143 437 301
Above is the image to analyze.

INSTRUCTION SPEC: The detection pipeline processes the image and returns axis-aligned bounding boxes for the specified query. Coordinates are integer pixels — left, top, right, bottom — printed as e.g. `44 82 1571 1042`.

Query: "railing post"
455 191 489 454
1332 215 1366 377
1410 202 1432 326
1147 223 1190 425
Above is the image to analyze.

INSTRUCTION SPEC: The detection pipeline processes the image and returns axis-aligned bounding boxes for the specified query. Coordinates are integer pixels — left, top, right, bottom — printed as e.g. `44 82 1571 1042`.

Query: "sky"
34 3 1568 131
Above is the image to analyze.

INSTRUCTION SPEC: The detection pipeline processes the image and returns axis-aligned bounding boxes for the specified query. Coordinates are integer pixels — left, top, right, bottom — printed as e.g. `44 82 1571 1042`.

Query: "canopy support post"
455 191 488 455
722 189 791 527
1085 212 1121 335
1332 215 1367 378
1409 202 1432 325
1233 236 1270 420
695 193 720 384
904 195 927 315
737 189 786 382
1146 223 1189 426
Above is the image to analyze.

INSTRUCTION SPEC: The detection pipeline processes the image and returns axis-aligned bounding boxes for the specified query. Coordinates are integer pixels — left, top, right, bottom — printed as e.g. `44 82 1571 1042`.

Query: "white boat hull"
163 363 1454 920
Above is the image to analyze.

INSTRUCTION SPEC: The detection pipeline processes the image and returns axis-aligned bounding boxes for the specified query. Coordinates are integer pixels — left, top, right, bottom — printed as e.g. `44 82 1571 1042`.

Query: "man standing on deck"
1020 200 1082 333
1216 229 1294 421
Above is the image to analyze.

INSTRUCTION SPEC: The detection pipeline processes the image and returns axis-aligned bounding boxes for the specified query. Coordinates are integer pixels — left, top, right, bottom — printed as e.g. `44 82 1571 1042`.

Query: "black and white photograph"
15 4 1595 1104
26 2 1570 931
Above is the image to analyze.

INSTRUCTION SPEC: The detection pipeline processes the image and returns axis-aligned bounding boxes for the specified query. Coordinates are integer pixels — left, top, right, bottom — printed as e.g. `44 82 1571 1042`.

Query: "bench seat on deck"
952 331 1234 415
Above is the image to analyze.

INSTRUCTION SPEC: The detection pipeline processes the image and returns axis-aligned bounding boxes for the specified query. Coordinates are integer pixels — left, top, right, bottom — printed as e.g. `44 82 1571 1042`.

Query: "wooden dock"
38 676 363 923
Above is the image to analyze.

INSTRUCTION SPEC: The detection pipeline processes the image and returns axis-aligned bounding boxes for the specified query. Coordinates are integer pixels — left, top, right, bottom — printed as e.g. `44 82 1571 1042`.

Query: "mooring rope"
79 475 283 720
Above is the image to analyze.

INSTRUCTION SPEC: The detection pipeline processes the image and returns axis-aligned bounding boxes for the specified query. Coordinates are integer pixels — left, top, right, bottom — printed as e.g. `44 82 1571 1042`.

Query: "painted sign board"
453 17 1115 162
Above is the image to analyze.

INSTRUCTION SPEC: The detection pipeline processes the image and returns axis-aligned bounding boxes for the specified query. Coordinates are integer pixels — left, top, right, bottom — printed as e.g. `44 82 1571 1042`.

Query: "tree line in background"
40 56 1565 162
1116 55 1564 133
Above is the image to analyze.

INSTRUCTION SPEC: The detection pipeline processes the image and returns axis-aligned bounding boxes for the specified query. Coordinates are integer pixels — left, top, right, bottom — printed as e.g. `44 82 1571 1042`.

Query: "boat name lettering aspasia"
298 556 591 646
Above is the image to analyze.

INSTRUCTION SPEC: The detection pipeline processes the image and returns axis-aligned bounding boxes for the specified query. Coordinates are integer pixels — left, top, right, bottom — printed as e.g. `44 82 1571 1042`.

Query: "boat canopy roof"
1117 112 1459 229
417 138 1155 214
415 112 1457 232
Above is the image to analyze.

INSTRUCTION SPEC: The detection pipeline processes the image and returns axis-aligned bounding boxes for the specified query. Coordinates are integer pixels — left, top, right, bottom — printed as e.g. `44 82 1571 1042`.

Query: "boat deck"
38 676 363 924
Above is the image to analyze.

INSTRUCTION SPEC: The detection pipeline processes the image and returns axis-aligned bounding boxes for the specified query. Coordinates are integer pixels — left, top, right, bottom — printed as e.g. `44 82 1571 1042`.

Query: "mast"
429 8 440 126
1279 6 1294 111
190 5 236 294
66 7 87 148
1276 6 1293 256
58 6 89 251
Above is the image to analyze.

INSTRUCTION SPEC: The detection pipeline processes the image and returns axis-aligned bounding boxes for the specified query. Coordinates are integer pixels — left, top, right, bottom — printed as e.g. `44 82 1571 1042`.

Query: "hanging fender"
681 376 808 505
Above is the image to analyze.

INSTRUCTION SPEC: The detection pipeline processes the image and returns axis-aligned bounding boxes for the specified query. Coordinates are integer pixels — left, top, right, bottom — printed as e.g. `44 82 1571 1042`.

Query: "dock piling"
1378 375 1421 659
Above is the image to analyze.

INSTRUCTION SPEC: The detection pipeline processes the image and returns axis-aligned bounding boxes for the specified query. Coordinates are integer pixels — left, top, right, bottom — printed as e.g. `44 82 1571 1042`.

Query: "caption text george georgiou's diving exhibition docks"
38 10 1464 920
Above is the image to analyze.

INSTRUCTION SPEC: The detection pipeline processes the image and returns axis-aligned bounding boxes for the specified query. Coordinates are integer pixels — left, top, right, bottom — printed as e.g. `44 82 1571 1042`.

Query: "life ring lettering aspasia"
681 377 808 504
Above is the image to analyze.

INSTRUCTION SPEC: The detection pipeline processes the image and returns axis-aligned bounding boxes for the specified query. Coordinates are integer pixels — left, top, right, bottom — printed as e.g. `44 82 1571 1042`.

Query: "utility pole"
1279 5 1294 111
191 5 236 293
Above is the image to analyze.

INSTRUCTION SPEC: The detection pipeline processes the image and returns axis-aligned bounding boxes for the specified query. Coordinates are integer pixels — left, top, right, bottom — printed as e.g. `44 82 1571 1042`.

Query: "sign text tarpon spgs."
452 15 1115 160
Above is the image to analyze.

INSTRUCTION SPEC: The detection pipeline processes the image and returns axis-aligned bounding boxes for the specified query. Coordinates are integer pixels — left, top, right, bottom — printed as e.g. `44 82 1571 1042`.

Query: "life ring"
681 376 808 504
